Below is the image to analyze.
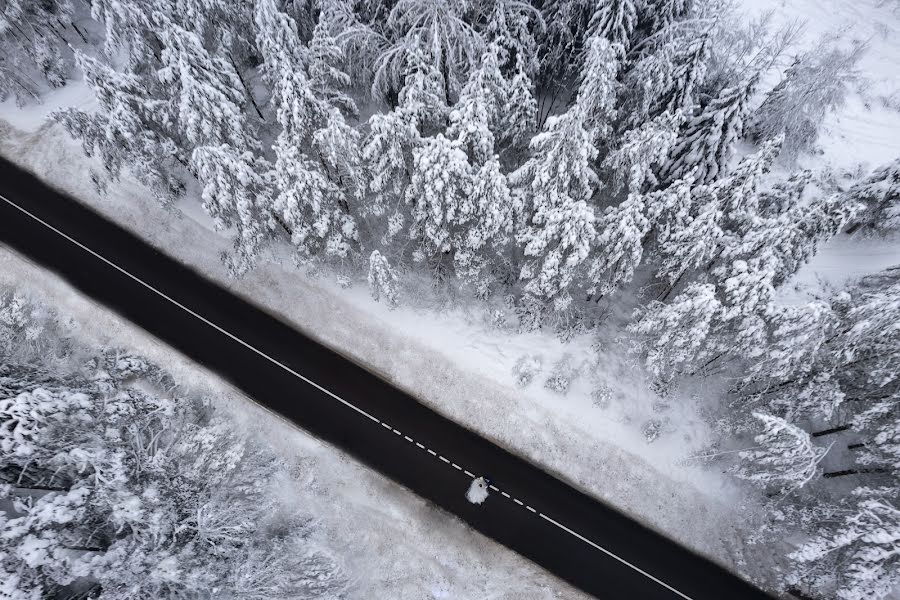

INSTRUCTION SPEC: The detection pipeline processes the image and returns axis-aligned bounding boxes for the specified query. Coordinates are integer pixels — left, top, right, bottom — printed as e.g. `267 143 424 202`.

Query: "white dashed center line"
0 193 694 600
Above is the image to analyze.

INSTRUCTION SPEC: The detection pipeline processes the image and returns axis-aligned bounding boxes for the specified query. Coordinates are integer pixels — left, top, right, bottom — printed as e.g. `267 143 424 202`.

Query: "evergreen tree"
641 0 693 35
156 18 251 149
575 35 621 143
585 0 638 55
662 72 760 184
588 193 649 297
405 134 473 260
484 0 545 76
790 490 900 600
501 63 539 150
602 111 682 193
845 158 900 235
736 412 830 493
191 145 275 276
629 282 722 378
511 108 599 310
308 15 357 116
368 250 400 306
53 51 183 204
447 44 509 162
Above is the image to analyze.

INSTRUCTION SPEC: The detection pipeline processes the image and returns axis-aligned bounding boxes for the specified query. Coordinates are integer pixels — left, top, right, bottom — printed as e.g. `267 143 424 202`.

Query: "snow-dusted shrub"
543 354 579 395
591 381 613 409
512 355 542 387
641 419 663 443
368 250 399 307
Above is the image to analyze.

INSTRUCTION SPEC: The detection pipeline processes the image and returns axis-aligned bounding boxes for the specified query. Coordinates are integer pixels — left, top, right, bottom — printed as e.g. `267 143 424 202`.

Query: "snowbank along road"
0 156 774 600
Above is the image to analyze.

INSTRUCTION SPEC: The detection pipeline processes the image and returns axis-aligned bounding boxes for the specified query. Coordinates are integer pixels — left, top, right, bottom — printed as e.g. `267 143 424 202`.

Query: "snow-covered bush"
512 355 543 387
368 250 399 307
543 354 579 395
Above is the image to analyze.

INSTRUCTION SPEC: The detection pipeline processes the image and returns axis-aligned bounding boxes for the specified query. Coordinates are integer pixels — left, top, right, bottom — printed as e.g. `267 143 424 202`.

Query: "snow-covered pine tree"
845 158 900 235
447 43 508 162
537 0 595 89
53 51 183 204
790 489 900 600
373 0 483 103
641 0 693 35
501 62 539 150
89 0 158 69
750 40 865 162
575 35 621 144
156 17 251 149
368 250 400 306
308 14 357 116
255 0 323 147
587 192 650 297
0 0 75 101
405 134 473 263
256 0 358 262
629 282 722 378
484 0 545 76
191 144 275 276
585 0 638 55
623 23 711 126
602 111 682 193
313 106 365 202
661 71 760 184
457 157 518 289
735 412 830 493
511 107 599 310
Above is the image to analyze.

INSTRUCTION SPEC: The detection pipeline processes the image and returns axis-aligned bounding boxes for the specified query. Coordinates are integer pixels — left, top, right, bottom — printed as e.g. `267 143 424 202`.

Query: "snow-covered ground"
1 0 898 593
0 247 583 600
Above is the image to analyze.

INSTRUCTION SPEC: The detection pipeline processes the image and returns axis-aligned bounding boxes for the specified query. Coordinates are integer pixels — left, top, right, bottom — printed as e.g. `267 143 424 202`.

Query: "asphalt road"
0 156 774 600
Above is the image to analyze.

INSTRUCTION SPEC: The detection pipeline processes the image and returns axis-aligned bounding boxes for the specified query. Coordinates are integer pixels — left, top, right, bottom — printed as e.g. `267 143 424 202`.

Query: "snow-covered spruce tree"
360 55 445 222
510 107 599 311
155 16 252 150
256 0 357 262
89 0 159 69
585 0 638 55
191 145 275 276
368 250 400 306
661 71 760 184
735 412 830 494
588 193 649 298
575 35 621 145
308 13 357 117
405 134 473 264
789 489 900 600
0 0 76 103
640 0 693 36
537 0 596 91
483 0 545 76
623 22 712 127
501 62 539 151
53 51 183 204
447 43 509 163
629 282 722 378
602 111 682 193
750 40 866 163
845 158 900 235
372 0 483 103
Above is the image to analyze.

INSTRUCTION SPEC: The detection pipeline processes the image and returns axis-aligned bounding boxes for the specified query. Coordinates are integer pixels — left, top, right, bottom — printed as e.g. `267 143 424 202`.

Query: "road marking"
488 484 499 492
463 469 475 478
415 442 425 450
538 513 694 600
404 435 414 443
0 193 694 600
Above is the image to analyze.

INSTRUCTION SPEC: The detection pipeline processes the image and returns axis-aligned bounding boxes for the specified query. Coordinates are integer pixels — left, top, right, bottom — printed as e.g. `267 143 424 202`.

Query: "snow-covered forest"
1 0 899 598
0 285 347 599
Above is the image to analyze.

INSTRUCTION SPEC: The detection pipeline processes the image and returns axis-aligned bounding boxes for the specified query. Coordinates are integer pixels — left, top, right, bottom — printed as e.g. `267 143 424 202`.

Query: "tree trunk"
811 424 851 438
847 442 865 450
823 467 889 478
228 53 264 121
786 588 820 600
67 19 89 44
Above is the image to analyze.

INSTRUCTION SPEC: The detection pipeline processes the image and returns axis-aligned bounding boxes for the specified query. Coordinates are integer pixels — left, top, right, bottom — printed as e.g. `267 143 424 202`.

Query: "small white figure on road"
466 476 490 505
